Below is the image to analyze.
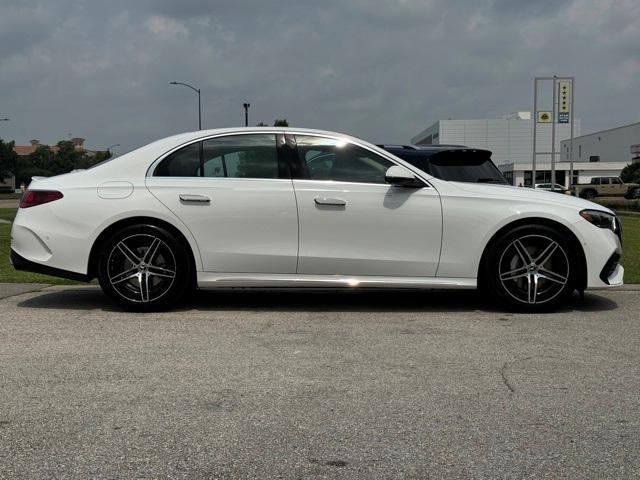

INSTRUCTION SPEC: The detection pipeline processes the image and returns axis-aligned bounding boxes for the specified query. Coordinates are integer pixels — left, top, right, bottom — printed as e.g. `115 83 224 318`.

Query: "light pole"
107 144 120 157
170 81 201 130
243 103 250 127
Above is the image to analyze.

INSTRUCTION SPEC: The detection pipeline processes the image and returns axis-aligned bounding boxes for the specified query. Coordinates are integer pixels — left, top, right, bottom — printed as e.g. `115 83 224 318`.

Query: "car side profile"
11 128 623 311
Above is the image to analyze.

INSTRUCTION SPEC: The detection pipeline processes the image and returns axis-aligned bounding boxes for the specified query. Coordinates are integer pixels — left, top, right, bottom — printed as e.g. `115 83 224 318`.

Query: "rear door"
611 177 624 195
289 134 442 277
146 133 298 273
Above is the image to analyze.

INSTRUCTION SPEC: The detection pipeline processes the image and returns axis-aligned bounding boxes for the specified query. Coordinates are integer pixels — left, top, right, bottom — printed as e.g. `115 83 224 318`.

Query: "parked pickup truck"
572 176 639 199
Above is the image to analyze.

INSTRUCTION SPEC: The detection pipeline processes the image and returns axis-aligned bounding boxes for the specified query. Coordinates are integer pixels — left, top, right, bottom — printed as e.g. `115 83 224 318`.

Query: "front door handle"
314 196 347 206
179 194 211 204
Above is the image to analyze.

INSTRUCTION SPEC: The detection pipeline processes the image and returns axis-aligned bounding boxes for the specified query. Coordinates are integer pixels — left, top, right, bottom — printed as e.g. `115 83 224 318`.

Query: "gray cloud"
0 0 639 153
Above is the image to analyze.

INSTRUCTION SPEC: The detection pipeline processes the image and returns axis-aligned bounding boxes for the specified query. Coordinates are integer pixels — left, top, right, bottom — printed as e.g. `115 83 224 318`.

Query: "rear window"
395 150 508 184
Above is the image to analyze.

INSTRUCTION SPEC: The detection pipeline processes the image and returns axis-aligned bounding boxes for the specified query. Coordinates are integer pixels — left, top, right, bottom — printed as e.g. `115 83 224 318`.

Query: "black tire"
97 224 192 311
483 224 578 312
625 187 640 200
582 189 596 200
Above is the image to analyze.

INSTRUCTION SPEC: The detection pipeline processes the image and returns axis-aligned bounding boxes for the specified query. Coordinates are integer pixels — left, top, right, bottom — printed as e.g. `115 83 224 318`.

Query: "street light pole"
243 103 250 127
170 82 201 130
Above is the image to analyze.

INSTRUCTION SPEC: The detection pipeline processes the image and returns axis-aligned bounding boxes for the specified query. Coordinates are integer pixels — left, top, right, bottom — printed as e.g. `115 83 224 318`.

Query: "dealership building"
411 113 638 187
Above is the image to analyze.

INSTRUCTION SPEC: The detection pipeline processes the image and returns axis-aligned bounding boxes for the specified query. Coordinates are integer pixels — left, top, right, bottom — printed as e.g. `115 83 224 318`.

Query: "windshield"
394 150 508 184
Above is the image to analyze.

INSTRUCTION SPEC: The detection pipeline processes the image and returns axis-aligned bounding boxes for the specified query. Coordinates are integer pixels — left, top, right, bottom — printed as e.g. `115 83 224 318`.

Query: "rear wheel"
582 189 596 200
484 224 577 312
97 224 192 311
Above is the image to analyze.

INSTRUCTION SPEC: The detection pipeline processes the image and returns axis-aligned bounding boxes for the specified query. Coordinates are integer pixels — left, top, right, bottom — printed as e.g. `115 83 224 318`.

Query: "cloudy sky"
1 0 639 153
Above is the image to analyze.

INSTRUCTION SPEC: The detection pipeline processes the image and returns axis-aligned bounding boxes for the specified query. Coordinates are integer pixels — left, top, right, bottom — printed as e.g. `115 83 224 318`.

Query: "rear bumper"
10 249 90 282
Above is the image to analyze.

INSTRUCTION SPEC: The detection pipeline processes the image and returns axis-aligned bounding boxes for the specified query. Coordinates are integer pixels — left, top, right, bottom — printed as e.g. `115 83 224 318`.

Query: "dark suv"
379 144 508 185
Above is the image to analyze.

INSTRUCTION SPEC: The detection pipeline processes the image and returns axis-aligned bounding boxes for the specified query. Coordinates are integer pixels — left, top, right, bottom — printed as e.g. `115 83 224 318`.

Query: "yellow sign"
558 80 571 113
537 111 552 123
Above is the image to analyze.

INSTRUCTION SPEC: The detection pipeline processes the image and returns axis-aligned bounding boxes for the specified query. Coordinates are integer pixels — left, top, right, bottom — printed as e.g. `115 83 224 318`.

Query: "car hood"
445 181 615 214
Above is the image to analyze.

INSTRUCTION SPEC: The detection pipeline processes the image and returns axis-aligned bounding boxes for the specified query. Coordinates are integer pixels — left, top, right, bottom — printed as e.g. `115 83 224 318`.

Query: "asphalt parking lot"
1 285 639 479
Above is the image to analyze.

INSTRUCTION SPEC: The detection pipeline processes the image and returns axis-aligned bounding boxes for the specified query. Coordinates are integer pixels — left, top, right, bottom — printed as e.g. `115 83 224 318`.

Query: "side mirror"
384 165 424 188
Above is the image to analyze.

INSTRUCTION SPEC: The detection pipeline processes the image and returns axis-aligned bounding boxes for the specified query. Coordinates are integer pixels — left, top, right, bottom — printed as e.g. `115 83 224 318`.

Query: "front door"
290 134 442 277
146 133 298 273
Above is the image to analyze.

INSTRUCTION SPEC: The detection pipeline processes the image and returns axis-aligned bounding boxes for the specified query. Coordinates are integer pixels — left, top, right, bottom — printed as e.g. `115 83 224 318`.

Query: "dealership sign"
537 111 552 123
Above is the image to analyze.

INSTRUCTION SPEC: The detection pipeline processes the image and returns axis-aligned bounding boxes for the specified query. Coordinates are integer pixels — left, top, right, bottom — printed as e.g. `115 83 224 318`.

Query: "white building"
560 121 640 164
411 112 580 167
498 161 629 188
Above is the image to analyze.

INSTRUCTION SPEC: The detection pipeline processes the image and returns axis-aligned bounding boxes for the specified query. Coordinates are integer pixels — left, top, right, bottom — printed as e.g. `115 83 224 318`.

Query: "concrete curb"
0 283 50 300
612 284 640 291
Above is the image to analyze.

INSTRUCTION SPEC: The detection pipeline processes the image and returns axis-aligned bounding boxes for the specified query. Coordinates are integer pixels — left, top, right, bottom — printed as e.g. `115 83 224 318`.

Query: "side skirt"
197 272 477 289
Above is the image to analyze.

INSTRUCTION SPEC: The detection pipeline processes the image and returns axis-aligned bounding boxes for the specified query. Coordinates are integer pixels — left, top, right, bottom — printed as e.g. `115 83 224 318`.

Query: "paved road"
1 286 639 479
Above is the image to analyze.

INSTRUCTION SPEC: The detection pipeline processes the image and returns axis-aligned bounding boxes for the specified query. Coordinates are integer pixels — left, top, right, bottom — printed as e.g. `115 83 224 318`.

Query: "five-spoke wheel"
484 224 576 311
98 224 191 311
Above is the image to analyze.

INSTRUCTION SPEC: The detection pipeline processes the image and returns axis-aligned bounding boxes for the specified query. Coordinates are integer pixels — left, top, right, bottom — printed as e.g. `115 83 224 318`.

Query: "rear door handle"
314 196 346 206
179 194 210 203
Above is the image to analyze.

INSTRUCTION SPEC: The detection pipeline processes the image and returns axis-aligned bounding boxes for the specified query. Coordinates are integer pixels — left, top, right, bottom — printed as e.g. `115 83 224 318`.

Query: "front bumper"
599 252 623 286
572 218 623 289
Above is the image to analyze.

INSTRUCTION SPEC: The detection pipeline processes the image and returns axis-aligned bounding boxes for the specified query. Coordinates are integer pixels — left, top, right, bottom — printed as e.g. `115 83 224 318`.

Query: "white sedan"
11 128 623 311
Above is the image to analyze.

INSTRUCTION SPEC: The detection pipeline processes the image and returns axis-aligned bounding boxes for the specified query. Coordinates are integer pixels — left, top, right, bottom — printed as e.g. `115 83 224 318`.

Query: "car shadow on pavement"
16 287 618 314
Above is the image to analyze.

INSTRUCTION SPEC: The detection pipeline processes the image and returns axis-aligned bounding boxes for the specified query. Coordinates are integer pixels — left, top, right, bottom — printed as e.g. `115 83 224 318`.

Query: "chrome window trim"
146 129 434 189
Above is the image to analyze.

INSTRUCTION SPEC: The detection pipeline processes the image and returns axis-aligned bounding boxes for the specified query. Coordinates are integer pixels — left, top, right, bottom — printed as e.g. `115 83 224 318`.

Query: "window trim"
147 131 289 179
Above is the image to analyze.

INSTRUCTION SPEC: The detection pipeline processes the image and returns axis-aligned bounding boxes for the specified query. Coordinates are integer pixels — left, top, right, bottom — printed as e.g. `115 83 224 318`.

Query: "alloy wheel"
498 234 570 305
106 234 177 303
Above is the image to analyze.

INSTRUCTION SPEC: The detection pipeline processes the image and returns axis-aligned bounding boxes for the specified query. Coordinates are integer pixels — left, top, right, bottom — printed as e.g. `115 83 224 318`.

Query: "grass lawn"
0 207 639 285
619 213 640 284
0 193 22 200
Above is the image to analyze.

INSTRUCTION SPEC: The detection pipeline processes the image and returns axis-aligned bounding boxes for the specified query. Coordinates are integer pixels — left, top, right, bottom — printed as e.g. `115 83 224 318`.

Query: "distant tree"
620 162 640 184
14 144 53 186
273 119 289 127
19 142 108 185
53 140 84 172
27 145 54 172
0 138 18 182
256 122 269 127
91 150 112 165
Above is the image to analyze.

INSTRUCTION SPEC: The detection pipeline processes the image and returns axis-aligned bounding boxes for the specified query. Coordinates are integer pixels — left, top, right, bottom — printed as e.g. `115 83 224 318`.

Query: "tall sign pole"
532 76 574 191
551 76 557 189
568 79 575 188
532 79 538 188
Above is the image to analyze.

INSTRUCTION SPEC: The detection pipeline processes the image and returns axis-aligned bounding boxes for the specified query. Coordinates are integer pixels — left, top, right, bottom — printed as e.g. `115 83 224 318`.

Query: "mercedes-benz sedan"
11 128 623 311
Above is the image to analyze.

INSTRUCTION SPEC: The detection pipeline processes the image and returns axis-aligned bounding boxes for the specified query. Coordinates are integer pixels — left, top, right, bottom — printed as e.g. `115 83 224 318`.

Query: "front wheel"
97 224 192 311
483 225 577 312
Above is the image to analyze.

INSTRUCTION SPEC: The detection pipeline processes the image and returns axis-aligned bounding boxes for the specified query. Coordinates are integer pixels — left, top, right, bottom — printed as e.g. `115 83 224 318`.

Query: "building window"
572 171 579 186
503 171 514 185
525 170 566 187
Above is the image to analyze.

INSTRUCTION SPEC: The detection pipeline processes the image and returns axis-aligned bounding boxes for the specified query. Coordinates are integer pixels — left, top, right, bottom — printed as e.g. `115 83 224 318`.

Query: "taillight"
20 190 64 208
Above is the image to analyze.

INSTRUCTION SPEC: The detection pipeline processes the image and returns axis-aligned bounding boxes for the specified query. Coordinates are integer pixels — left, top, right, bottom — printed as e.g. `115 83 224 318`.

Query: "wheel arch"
87 216 199 281
478 217 587 291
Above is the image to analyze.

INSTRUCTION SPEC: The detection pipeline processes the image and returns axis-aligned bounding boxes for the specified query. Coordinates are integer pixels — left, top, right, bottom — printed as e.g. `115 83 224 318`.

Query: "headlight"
580 209 618 232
